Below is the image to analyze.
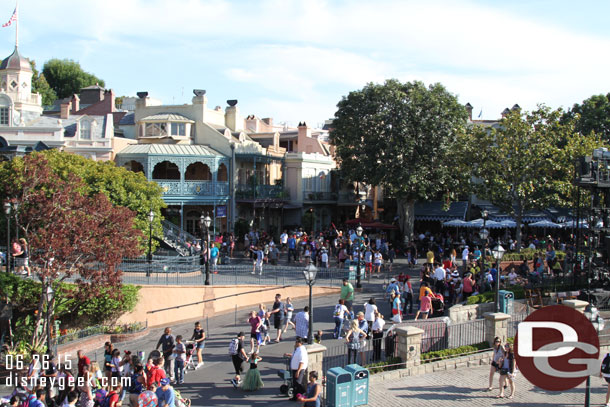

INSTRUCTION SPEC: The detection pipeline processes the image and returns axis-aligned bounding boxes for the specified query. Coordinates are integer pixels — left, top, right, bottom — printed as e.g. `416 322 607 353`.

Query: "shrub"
466 292 494 304
421 342 490 364
364 357 403 374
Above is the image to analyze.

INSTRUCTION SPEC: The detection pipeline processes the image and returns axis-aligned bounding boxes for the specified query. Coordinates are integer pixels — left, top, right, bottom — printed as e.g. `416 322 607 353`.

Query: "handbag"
392 314 402 323
499 368 509 375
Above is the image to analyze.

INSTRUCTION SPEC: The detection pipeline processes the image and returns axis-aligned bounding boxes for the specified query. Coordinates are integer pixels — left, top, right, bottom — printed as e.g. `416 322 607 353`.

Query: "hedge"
421 342 491 363
364 357 403 374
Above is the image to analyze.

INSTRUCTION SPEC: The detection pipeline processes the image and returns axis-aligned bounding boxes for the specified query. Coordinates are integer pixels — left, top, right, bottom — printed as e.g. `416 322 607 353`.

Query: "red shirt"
146 366 166 390
442 259 452 269
107 391 120 407
77 355 91 377
248 316 261 334
420 295 432 312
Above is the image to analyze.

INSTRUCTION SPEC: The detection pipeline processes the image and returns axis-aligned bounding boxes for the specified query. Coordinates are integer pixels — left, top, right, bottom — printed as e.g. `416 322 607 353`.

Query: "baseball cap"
160 378 170 386
390 278 396 282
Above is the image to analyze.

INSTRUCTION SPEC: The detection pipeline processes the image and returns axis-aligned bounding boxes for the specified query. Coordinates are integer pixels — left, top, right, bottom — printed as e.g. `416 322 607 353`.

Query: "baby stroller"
431 294 445 318
278 357 296 399
184 342 196 372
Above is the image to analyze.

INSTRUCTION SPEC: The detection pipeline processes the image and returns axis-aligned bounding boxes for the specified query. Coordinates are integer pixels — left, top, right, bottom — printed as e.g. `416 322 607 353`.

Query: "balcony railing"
236 184 290 199
304 191 338 201
156 180 230 196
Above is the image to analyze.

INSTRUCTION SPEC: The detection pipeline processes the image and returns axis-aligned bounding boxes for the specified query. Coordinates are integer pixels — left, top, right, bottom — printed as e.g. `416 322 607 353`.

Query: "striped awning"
415 201 469 221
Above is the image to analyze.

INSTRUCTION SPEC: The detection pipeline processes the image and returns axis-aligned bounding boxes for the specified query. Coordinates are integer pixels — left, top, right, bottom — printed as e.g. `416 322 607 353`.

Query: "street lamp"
4 202 11 274
355 225 363 289
147 209 155 277
584 304 604 407
12 201 19 241
201 213 212 285
302 261 318 345
492 244 506 312
46 284 54 354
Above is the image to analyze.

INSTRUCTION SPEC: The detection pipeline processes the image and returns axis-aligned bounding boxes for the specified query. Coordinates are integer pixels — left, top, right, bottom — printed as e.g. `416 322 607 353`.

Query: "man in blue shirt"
156 378 175 407
210 244 219 273
287 235 297 263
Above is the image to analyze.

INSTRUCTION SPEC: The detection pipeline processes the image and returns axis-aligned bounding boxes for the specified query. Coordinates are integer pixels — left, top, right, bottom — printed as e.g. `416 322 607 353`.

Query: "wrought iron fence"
322 331 399 373
507 312 529 339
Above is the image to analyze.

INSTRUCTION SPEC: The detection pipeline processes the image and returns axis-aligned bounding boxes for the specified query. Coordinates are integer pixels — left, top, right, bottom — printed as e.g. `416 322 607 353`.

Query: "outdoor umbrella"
442 219 468 227
529 219 562 239
559 220 589 229
499 220 516 228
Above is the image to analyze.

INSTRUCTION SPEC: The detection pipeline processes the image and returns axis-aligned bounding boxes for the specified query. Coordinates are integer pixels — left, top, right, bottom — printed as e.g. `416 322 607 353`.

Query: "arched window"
123 160 144 174
80 120 91 139
0 95 12 126
217 163 228 181
185 162 211 181
152 161 180 180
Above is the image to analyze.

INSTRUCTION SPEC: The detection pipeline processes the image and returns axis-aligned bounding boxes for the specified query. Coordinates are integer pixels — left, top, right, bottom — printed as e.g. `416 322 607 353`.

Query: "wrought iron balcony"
236 184 290 199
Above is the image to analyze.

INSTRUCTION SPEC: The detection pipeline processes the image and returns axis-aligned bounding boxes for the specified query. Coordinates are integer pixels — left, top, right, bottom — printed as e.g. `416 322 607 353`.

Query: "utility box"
326 367 352 407
345 364 369 406
498 290 514 314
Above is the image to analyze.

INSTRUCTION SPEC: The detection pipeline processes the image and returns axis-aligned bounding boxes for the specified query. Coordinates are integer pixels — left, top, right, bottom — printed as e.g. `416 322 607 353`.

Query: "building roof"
415 201 469 221
0 47 32 72
139 113 194 123
119 112 135 125
117 143 224 157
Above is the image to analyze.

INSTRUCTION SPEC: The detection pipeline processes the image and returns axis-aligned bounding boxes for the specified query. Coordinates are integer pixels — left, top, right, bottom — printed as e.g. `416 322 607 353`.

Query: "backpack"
228 338 239 355
93 390 107 407
602 353 610 374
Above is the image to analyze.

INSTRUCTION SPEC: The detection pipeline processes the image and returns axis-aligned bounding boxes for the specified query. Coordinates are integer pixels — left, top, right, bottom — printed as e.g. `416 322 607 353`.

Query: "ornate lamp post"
492 244 506 312
12 201 19 241
147 209 155 277
356 225 363 288
302 261 318 345
4 202 11 273
479 228 489 272
46 284 54 354
201 213 212 285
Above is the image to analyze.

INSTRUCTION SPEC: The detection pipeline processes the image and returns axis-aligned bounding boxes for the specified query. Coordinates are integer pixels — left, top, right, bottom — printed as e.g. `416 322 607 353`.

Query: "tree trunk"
515 212 523 253
397 199 415 244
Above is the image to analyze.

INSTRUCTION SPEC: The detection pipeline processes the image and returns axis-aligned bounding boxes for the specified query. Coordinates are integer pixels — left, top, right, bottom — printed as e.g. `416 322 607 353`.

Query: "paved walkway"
369 362 609 407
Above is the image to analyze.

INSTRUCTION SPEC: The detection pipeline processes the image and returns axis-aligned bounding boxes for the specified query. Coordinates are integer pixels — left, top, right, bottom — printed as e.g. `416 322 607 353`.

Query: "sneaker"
250 272 255 274
231 378 238 387
197 362 204 368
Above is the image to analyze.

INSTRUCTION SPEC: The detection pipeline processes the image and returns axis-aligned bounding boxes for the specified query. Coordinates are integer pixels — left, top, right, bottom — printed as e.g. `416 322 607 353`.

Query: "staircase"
160 220 200 256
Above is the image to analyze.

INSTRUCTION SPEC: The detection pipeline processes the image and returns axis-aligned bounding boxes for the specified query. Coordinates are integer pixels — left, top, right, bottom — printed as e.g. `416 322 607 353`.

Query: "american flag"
2 8 16 28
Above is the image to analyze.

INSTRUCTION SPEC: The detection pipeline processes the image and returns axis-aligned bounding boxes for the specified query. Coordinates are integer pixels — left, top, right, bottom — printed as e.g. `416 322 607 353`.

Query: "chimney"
262 117 273 126
105 89 116 112
71 94 80 113
465 103 473 121
60 101 71 119
225 100 242 132
297 121 311 151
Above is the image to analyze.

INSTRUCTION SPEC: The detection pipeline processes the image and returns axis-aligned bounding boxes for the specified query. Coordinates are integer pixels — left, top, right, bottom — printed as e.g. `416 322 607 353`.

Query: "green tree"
0 150 165 251
330 79 469 240
564 93 610 140
468 106 605 249
42 59 105 99
29 60 57 106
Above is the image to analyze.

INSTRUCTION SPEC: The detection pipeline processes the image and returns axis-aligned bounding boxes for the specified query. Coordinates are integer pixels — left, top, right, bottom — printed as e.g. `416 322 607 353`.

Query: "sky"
2 0 610 127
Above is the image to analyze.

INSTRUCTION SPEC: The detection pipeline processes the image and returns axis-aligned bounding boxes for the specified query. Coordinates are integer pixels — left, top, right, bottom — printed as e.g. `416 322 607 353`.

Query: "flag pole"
15 0 18 48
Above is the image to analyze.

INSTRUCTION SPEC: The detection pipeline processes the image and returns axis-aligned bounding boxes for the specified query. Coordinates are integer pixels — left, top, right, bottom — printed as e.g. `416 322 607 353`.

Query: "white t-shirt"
372 317 385 332
290 345 308 370
374 253 382 265
462 249 469 261
333 304 348 319
434 267 446 281
280 233 288 244
174 342 186 361
364 251 373 263
364 303 378 322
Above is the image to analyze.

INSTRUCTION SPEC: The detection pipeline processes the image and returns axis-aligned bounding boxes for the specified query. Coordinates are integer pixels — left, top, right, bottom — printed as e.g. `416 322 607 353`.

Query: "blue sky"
2 0 610 127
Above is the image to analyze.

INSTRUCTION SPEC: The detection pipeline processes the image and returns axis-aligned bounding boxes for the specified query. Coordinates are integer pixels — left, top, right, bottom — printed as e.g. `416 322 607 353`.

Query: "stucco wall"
117 284 340 328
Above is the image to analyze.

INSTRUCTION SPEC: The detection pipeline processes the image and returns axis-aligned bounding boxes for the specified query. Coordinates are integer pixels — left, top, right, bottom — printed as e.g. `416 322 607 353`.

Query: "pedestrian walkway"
369 362 609 406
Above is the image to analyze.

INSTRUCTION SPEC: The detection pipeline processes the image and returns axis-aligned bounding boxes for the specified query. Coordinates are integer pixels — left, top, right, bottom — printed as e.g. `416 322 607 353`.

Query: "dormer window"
145 123 167 138
171 123 185 136
80 120 91 139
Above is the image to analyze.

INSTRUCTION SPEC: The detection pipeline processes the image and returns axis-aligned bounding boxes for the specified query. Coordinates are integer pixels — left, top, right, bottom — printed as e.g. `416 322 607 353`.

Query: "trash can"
344 364 369 406
326 367 352 407
498 290 514 314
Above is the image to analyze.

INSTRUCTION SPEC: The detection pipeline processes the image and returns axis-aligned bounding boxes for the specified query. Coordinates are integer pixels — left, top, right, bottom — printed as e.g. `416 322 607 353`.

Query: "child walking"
242 352 264 391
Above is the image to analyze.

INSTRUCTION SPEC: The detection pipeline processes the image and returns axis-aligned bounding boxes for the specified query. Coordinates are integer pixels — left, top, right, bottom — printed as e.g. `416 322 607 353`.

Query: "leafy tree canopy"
330 79 469 238
563 93 610 140
42 58 105 99
29 60 57 107
467 105 605 248
0 150 165 251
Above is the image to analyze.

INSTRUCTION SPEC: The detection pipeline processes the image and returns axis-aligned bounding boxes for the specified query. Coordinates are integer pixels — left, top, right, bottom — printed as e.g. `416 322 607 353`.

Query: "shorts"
418 310 429 316
251 332 258 340
605 377 610 384
196 341 205 350
274 317 282 329
231 355 243 375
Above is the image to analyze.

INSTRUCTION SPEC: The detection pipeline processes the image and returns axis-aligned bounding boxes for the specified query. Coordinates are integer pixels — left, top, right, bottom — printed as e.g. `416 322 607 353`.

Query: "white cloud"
9 0 610 122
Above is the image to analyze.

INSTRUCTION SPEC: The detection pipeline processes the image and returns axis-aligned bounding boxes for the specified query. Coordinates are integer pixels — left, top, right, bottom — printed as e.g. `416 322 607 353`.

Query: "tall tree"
0 150 165 251
563 93 610 140
468 106 605 250
42 59 105 99
29 60 57 107
1 154 142 348
330 80 469 241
